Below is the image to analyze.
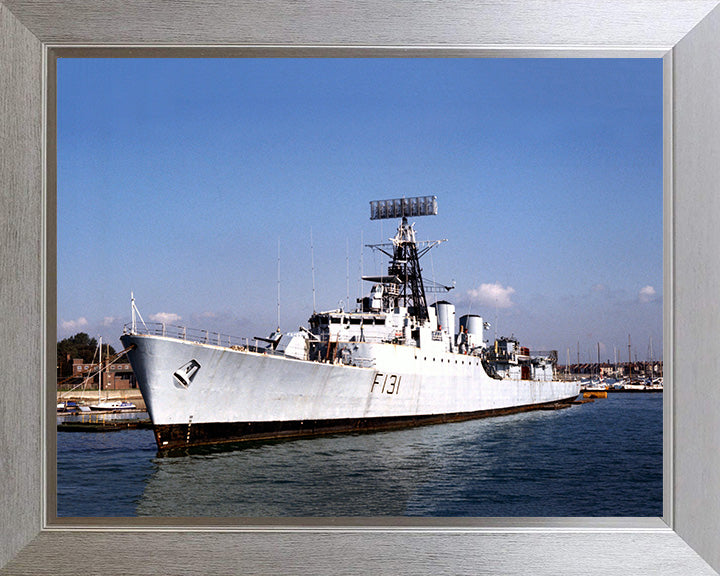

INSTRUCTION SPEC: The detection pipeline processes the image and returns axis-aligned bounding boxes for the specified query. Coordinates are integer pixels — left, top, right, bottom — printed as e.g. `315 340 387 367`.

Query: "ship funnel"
459 314 485 349
432 301 456 334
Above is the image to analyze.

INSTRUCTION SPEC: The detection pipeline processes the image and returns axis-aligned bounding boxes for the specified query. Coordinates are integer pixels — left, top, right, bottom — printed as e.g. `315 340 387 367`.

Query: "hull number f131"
371 373 401 395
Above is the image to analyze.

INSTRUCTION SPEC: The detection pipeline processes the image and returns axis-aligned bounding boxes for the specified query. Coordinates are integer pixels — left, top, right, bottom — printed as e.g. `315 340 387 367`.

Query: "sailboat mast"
649 336 654 380
614 345 618 377
566 348 570 378
98 337 102 403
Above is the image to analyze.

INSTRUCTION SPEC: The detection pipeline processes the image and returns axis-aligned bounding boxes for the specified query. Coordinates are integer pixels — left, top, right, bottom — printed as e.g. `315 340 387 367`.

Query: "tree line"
57 332 116 377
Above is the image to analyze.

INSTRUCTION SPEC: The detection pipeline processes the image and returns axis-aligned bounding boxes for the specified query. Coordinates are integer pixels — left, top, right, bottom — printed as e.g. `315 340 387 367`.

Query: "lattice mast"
368 196 446 322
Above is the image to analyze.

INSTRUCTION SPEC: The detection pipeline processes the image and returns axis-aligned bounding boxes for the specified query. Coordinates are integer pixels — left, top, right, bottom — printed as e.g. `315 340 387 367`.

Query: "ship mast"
366 196 449 322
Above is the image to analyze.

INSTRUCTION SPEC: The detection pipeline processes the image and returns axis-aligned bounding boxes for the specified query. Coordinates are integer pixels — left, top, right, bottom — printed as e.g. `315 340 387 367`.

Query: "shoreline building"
68 357 137 390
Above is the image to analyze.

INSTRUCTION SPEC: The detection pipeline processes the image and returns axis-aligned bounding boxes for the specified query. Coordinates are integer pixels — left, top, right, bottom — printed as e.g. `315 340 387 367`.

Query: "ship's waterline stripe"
153 395 579 451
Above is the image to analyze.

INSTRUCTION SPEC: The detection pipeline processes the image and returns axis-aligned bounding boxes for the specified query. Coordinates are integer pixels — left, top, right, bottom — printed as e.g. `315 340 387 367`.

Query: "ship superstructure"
121 196 579 451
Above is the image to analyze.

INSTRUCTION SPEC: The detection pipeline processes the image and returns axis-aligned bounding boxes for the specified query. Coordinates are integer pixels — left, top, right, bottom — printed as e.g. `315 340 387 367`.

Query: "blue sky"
57 58 662 362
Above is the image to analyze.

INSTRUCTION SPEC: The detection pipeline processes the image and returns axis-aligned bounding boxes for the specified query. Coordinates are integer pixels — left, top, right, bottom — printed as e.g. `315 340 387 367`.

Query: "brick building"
71 358 137 389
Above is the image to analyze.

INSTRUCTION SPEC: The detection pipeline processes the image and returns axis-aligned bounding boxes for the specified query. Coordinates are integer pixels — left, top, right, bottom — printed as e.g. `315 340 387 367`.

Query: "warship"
121 196 580 451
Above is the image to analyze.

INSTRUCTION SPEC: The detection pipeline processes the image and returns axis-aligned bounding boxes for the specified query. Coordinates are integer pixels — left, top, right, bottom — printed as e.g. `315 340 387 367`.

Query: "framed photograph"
2 1 720 574
52 56 664 520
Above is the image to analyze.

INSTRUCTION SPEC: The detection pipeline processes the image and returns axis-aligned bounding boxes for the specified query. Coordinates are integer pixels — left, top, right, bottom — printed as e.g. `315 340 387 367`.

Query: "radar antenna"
366 196 445 322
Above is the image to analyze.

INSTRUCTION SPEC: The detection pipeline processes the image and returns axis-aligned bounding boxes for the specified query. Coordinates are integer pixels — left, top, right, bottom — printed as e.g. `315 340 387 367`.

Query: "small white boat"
622 382 647 391
89 400 137 411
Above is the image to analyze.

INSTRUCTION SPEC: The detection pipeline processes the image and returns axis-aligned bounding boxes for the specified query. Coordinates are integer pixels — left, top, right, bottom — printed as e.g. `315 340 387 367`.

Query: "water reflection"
134 395 662 517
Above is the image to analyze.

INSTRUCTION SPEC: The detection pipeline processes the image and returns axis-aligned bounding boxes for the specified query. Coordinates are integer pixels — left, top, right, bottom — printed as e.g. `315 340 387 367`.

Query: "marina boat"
622 382 648 391
647 377 664 390
56 400 80 413
121 196 581 451
87 337 137 411
580 378 608 391
89 400 137 411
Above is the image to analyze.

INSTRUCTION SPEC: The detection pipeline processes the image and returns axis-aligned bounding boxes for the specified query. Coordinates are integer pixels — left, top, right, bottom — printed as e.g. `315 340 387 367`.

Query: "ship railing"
122 322 256 349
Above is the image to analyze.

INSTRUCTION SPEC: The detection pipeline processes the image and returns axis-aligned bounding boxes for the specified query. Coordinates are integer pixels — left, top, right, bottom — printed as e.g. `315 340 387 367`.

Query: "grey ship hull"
121 333 581 451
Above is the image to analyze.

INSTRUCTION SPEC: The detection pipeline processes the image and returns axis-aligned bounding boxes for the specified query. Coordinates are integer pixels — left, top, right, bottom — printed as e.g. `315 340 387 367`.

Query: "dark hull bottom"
153 395 579 451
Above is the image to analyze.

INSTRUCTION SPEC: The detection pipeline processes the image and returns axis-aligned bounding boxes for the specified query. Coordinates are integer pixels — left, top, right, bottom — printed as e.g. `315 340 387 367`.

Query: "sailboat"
89 337 136 411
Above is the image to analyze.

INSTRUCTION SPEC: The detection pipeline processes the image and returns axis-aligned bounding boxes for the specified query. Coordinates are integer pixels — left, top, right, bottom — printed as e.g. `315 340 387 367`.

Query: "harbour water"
57 393 662 517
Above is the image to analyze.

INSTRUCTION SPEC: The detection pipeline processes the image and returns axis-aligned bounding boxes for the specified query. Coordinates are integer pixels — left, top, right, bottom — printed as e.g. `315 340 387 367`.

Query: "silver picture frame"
2 1 720 574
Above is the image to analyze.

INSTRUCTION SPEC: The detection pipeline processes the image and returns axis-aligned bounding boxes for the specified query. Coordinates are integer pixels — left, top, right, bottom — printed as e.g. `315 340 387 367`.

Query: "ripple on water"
57 394 662 517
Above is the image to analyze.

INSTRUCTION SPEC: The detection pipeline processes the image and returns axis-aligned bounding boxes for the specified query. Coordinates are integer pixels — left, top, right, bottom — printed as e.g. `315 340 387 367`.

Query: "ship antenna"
310 228 316 313
429 249 437 307
277 238 281 331
346 237 350 313
358 229 364 307
494 298 498 341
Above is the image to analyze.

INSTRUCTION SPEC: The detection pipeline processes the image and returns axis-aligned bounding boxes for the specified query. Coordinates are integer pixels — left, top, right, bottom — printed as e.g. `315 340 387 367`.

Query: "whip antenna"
310 228 316 313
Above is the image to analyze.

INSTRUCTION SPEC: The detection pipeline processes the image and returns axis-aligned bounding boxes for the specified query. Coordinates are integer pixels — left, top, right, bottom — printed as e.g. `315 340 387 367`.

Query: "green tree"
57 333 116 377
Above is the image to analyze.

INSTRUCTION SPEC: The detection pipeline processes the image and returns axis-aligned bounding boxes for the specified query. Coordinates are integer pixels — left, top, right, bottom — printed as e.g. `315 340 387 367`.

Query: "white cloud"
149 312 182 324
639 285 657 303
467 282 516 309
102 316 117 326
60 317 88 331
